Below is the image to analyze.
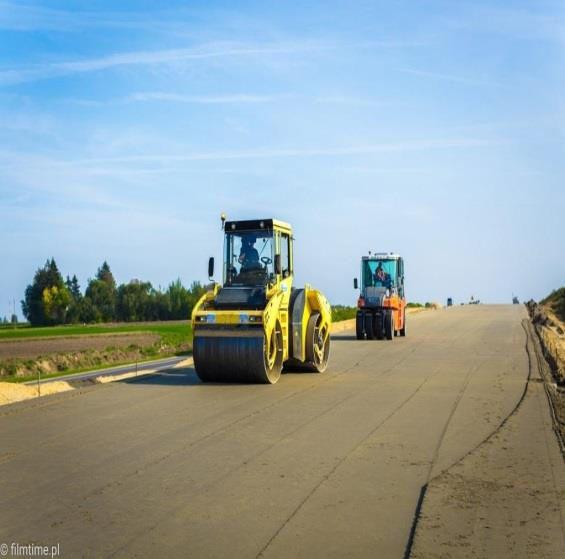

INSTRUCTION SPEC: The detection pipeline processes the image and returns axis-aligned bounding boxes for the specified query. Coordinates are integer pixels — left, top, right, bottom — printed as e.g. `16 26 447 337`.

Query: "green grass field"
331 307 357 322
0 321 192 346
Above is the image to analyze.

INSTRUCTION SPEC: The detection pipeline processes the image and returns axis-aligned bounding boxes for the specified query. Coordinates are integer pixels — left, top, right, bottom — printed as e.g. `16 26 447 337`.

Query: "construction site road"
1 305 563 558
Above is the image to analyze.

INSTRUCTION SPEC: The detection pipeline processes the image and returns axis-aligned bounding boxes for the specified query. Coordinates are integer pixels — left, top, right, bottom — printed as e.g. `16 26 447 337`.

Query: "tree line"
22 259 206 326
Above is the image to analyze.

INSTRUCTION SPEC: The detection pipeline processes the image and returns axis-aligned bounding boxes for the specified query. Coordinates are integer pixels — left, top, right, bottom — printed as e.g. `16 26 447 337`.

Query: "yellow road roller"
192 217 332 384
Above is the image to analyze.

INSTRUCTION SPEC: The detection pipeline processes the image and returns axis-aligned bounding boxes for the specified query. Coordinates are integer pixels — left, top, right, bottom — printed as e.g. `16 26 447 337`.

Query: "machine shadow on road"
125 367 200 386
331 334 357 340
126 367 299 387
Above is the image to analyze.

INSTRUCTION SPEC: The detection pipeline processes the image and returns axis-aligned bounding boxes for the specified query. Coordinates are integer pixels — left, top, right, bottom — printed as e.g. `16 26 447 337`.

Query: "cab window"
280 234 291 278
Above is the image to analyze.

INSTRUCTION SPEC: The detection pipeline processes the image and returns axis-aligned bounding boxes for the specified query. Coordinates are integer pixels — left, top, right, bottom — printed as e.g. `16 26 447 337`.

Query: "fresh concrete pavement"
0 306 563 558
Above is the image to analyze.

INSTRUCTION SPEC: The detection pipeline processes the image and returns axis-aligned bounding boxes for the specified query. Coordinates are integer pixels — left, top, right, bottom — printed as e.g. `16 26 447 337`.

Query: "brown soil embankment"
0 333 159 361
526 300 565 447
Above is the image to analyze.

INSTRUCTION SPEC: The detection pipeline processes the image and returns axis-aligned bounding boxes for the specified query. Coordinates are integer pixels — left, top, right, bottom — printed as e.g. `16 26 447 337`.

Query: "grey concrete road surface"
0 305 562 558
25 355 186 385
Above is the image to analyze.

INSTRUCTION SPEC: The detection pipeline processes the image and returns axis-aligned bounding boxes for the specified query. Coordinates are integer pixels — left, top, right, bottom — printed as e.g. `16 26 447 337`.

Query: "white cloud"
0 36 430 87
0 40 335 86
398 68 500 87
0 2 180 32
127 92 290 104
443 5 565 44
73 137 500 165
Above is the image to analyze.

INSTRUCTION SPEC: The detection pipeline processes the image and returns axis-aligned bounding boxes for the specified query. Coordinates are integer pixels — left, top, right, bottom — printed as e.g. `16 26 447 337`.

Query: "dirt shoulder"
0 380 74 406
411 321 565 558
0 333 160 360
526 301 565 445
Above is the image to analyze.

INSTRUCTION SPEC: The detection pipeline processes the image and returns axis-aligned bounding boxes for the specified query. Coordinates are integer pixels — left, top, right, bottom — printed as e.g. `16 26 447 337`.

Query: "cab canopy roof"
362 253 401 261
225 219 292 234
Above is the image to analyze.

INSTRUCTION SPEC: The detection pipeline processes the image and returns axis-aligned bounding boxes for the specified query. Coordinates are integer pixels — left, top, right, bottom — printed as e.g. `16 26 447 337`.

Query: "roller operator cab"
353 254 407 340
192 218 332 384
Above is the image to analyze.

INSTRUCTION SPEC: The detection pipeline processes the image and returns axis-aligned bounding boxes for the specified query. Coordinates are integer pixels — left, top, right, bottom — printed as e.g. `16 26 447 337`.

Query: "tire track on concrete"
256 364 445 558
79 342 410 505
112 325 456 556
2 336 412 514
110 336 440 557
403 318 534 558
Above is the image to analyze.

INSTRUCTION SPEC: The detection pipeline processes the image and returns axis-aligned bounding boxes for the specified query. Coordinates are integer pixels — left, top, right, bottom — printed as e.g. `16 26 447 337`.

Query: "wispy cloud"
0 36 429 87
70 137 500 165
0 1 184 33
0 112 56 134
443 5 565 44
398 67 500 87
0 40 332 86
0 137 501 196
127 92 291 104
66 92 387 107
314 95 385 107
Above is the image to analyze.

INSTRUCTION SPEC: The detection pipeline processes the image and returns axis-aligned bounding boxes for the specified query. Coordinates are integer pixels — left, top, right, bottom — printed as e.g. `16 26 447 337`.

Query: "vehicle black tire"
305 312 330 372
384 310 394 340
400 310 406 337
375 313 384 340
261 321 284 383
356 312 365 340
364 313 375 340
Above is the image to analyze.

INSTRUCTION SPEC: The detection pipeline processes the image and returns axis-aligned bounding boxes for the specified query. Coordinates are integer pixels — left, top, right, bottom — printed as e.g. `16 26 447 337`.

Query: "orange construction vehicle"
353 253 406 340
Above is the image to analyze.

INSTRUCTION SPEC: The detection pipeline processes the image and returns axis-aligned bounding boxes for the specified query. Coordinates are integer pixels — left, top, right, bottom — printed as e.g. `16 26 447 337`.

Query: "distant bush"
332 306 357 322
541 287 565 322
406 302 423 308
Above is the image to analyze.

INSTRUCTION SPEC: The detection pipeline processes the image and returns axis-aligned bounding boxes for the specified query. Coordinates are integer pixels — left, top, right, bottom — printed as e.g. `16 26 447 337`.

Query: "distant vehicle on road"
353 253 406 340
447 297 453 307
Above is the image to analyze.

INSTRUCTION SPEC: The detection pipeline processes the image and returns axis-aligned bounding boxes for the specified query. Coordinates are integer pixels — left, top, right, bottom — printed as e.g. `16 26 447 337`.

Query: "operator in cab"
374 262 392 289
238 234 260 271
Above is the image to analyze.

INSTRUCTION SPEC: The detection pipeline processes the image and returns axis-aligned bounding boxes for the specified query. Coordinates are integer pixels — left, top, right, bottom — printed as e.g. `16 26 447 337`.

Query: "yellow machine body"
192 219 332 384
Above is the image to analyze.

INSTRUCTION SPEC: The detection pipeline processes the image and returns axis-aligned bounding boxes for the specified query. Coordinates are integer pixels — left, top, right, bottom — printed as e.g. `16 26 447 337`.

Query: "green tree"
83 262 117 322
42 285 72 324
85 279 115 322
149 288 171 321
22 258 66 326
66 275 82 301
116 280 153 322
65 275 83 323
167 279 189 319
10 314 17 325
96 261 116 290
187 281 206 316
78 296 99 323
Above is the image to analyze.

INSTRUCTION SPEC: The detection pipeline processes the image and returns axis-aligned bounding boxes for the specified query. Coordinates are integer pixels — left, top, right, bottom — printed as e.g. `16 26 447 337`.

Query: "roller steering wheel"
261 256 272 265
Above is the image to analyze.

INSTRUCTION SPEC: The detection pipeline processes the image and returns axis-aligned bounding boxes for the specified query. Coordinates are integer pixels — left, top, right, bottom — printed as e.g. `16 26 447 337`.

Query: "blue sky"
1 1 564 318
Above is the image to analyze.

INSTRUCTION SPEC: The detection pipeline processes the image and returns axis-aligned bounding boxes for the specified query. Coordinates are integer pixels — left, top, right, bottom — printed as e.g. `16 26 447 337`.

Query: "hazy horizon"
1 1 564 319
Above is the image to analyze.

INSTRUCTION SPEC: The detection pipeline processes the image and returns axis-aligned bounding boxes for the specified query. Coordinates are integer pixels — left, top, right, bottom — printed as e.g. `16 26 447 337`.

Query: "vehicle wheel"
375 313 384 340
364 313 375 340
261 321 283 383
356 312 365 340
305 312 330 372
384 310 394 340
400 310 406 337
